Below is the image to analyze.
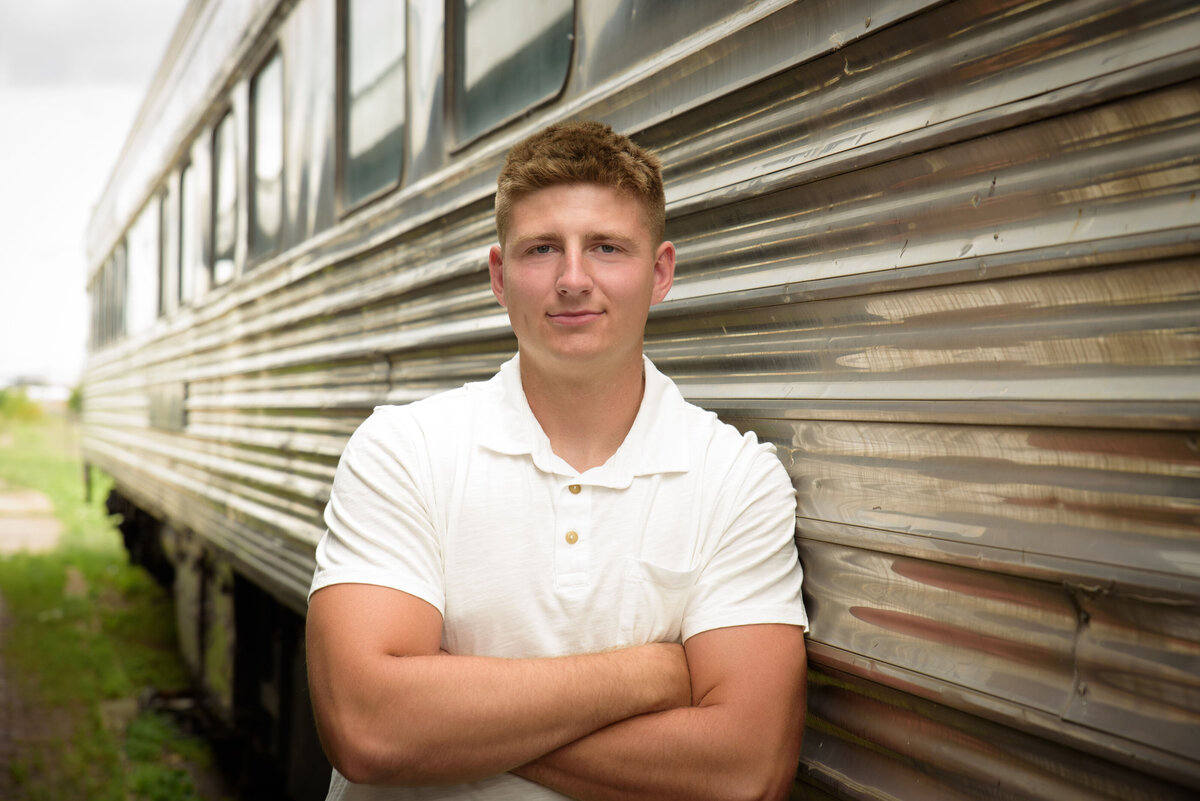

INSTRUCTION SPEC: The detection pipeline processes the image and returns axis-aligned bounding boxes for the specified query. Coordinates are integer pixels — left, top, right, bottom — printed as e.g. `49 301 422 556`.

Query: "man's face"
489 183 674 376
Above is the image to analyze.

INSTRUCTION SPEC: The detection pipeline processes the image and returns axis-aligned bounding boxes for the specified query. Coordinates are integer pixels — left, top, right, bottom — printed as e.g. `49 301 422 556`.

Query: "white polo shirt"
310 354 807 800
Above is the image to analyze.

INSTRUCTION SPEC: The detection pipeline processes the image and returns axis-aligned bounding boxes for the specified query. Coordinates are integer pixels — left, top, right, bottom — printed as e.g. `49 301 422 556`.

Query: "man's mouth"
548 310 604 325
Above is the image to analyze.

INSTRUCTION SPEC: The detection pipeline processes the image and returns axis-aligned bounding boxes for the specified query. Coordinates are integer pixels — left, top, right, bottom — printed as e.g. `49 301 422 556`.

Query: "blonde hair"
495 120 665 246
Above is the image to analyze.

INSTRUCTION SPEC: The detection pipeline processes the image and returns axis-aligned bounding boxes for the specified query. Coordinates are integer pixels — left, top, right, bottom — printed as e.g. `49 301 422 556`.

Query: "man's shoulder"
654 374 772 461
350 377 497 450
653 392 786 511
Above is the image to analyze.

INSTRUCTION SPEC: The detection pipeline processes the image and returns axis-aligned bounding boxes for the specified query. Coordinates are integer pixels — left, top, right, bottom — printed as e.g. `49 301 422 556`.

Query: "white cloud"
0 85 144 386
0 0 186 387
0 0 183 86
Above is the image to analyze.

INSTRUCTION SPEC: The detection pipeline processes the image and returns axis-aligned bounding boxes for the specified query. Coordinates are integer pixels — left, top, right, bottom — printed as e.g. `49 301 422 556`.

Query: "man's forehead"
510 180 636 205
509 229 640 245
506 183 653 233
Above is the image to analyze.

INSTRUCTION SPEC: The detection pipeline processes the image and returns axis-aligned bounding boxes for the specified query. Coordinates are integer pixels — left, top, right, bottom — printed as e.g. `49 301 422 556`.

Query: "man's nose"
555 248 593 295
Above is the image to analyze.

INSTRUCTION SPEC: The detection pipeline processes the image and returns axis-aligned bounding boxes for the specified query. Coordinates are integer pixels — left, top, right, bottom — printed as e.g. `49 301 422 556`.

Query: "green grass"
0 413 226 801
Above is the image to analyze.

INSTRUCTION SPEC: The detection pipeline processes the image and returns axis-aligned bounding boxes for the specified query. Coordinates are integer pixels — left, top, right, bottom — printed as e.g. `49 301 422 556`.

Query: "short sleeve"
682 436 807 642
308 407 445 614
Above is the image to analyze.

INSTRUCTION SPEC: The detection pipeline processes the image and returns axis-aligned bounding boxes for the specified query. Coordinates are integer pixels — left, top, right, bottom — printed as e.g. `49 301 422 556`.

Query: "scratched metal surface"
81 0 1200 797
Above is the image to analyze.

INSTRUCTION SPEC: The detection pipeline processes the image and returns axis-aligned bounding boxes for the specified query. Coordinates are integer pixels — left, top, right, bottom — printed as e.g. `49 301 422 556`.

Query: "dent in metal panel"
801 669 1197 800
1069 591 1200 757
801 541 1200 779
801 542 1079 715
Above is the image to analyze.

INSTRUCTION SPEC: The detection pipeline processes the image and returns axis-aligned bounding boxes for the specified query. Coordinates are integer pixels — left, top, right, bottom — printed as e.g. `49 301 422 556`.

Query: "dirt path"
0 485 65 799
0 483 62 555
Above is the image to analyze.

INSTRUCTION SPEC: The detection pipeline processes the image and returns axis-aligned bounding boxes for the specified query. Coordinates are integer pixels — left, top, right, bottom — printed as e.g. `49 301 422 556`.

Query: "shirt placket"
554 479 591 586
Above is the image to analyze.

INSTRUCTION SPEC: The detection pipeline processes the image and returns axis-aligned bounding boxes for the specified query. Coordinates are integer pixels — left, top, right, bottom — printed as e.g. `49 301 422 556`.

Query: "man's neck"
519 352 645 474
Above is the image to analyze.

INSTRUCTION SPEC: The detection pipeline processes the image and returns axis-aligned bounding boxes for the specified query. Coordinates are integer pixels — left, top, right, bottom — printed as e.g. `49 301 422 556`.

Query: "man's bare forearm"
310 632 690 785
512 703 799 801
513 624 808 801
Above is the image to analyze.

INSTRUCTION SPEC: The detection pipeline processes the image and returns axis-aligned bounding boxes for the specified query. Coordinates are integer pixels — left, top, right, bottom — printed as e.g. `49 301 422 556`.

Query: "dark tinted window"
342 0 406 207
251 53 284 258
452 0 573 142
212 112 238 284
158 192 171 317
180 162 201 304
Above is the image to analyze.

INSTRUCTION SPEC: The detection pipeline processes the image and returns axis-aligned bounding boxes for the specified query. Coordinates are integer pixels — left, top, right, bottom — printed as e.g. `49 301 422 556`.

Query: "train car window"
88 278 96 350
251 52 284 259
102 259 111 346
340 0 406 208
179 161 202 305
103 259 113 346
94 264 107 349
157 191 171 317
451 0 573 143
100 262 109 347
126 201 160 336
212 111 238 285
111 242 128 343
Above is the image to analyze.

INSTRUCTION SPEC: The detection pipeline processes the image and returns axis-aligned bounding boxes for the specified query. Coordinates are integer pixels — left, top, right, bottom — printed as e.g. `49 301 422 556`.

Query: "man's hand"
306 583 692 786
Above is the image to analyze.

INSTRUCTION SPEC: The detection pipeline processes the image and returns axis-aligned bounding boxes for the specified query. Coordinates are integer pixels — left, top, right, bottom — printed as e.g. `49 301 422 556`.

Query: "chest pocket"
618 558 700 645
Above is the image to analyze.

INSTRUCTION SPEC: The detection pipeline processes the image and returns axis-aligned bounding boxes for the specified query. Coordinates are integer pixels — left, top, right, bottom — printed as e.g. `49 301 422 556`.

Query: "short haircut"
495 120 666 246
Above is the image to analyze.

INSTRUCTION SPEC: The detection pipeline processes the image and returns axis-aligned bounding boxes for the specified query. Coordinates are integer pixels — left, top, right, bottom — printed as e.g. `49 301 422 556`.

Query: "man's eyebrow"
510 232 639 247
512 232 564 247
584 231 637 245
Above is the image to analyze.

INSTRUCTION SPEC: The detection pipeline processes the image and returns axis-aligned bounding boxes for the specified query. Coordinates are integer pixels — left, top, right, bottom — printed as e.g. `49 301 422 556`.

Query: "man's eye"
597 244 618 254
533 244 554 254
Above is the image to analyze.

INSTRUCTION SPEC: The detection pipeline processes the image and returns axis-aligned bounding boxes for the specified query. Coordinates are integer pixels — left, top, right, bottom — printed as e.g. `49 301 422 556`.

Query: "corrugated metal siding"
82 0 1200 797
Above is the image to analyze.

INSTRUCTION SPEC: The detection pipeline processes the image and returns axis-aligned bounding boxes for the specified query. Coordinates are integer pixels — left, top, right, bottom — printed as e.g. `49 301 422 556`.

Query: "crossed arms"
306 584 807 801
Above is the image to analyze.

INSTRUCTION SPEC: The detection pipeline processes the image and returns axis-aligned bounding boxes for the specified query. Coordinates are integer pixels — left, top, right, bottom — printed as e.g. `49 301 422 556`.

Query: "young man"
306 121 808 801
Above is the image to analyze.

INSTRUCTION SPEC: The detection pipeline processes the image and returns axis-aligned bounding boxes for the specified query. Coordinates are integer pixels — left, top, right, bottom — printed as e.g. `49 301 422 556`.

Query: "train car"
82 0 1200 799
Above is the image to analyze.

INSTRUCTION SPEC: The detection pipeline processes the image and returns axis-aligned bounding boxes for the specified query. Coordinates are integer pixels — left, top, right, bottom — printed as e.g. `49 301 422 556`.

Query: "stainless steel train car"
82 0 1200 798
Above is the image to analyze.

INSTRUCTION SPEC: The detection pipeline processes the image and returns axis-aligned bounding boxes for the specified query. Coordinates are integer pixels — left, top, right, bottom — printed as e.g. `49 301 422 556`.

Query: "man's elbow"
319 714 387 784
718 764 797 801
317 712 435 786
713 735 802 801
329 738 391 786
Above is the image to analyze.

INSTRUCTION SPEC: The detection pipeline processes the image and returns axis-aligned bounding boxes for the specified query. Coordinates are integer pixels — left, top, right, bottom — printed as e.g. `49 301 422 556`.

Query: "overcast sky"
0 0 187 387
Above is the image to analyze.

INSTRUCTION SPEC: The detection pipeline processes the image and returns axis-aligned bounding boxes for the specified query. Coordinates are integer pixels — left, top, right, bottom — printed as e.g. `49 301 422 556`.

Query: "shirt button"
565 530 579 545
568 484 582 494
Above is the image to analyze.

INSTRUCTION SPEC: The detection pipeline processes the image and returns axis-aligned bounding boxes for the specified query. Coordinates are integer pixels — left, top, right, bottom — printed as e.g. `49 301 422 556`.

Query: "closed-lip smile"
548 310 603 325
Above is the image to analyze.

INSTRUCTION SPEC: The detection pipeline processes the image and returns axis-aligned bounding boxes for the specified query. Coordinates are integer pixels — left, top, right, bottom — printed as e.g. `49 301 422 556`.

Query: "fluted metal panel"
81 0 1200 797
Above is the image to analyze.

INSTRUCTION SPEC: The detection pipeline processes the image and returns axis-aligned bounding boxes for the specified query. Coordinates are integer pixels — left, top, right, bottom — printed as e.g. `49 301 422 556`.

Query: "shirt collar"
477 353 691 487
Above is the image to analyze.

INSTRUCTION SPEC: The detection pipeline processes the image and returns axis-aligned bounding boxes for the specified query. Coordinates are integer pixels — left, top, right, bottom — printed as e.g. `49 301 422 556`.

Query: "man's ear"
488 245 507 307
650 241 676 305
